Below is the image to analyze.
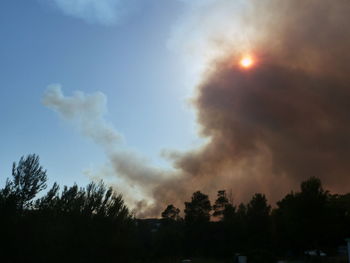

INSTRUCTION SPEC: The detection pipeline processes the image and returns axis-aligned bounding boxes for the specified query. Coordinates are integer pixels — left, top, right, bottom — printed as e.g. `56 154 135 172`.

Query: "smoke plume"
44 0 350 217
163 0 350 208
43 85 176 217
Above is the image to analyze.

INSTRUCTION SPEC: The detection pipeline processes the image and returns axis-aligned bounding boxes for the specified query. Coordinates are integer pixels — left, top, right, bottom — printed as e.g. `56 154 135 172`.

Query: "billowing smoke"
44 0 350 217
164 0 350 206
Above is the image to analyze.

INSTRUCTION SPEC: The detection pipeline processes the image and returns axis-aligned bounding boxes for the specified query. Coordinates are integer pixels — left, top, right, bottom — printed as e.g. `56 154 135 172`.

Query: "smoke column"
161 0 350 210
43 85 176 216
44 0 350 217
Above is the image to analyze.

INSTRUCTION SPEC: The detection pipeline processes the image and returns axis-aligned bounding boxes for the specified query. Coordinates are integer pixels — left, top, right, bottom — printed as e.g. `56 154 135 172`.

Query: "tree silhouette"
0 155 137 263
247 193 271 220
184 191 211 224
222 203 236 222
0 154 47 210
246 193 272 250
161 204 181 221
213 190 235 220
2 155 350 262
275 177 330 252
35 182 60 211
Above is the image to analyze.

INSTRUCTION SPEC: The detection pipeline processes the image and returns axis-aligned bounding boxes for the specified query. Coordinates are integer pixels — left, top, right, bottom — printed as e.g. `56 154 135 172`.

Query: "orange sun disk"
239 56 254 69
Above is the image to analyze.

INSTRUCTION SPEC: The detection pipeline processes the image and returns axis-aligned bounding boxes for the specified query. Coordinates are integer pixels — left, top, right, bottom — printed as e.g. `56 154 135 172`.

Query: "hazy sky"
0 0 201 187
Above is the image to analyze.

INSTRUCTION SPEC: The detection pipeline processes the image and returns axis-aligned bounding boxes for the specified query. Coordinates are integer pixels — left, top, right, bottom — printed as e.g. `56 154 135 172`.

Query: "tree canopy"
184 191 211 224
2 155 350 262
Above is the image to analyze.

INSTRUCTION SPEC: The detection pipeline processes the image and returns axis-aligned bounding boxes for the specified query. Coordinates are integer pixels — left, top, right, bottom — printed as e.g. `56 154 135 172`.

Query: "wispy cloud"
47 0 141 25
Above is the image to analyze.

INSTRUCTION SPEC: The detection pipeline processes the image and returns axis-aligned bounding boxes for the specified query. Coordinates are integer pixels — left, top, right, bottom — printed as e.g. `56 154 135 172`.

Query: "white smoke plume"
43 84 176 217
43 84 121 148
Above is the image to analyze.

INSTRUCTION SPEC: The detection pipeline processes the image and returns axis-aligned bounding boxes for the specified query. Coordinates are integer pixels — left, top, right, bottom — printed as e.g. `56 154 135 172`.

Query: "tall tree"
247 193 271 220
246 193 272 249
184 191 211 224
274 177 330 252
213 190 230 220
1 154 47 210
161 204 181 221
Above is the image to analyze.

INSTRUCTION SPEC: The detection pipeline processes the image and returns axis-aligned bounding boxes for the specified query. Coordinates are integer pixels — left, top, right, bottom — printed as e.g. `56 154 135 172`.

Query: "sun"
239 56 254 69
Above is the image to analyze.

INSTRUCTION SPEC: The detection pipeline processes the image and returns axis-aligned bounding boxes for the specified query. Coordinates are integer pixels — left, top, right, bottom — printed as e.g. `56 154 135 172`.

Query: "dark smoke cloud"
158 0 350 210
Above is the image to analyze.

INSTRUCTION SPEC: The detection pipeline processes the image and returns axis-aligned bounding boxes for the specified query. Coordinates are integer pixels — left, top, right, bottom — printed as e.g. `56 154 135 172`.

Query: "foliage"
2 155 350 262
161 204 181 221
273 177 331 254
0 154 134 263
0 154 47 210
184 191 212 224
213 190 230 220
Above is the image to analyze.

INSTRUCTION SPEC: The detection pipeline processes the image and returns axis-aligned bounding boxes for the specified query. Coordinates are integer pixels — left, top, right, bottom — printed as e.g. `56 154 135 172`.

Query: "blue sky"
0 0 201 187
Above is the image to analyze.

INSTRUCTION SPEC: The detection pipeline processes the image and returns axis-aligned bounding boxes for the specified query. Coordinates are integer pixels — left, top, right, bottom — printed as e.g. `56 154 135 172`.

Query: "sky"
0 0 201 188
2 0 350 217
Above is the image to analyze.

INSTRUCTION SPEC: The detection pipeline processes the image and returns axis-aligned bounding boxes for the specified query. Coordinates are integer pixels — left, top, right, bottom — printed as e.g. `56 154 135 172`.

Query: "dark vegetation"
1 154 350 263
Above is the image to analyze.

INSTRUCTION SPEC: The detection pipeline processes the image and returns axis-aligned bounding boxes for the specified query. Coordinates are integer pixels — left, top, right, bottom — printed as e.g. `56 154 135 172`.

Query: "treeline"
0 154 135 263
156 182 350 262
1 154 350 263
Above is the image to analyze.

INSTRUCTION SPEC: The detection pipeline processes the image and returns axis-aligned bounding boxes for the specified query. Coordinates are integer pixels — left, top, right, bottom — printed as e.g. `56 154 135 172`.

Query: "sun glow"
240 56 254 69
